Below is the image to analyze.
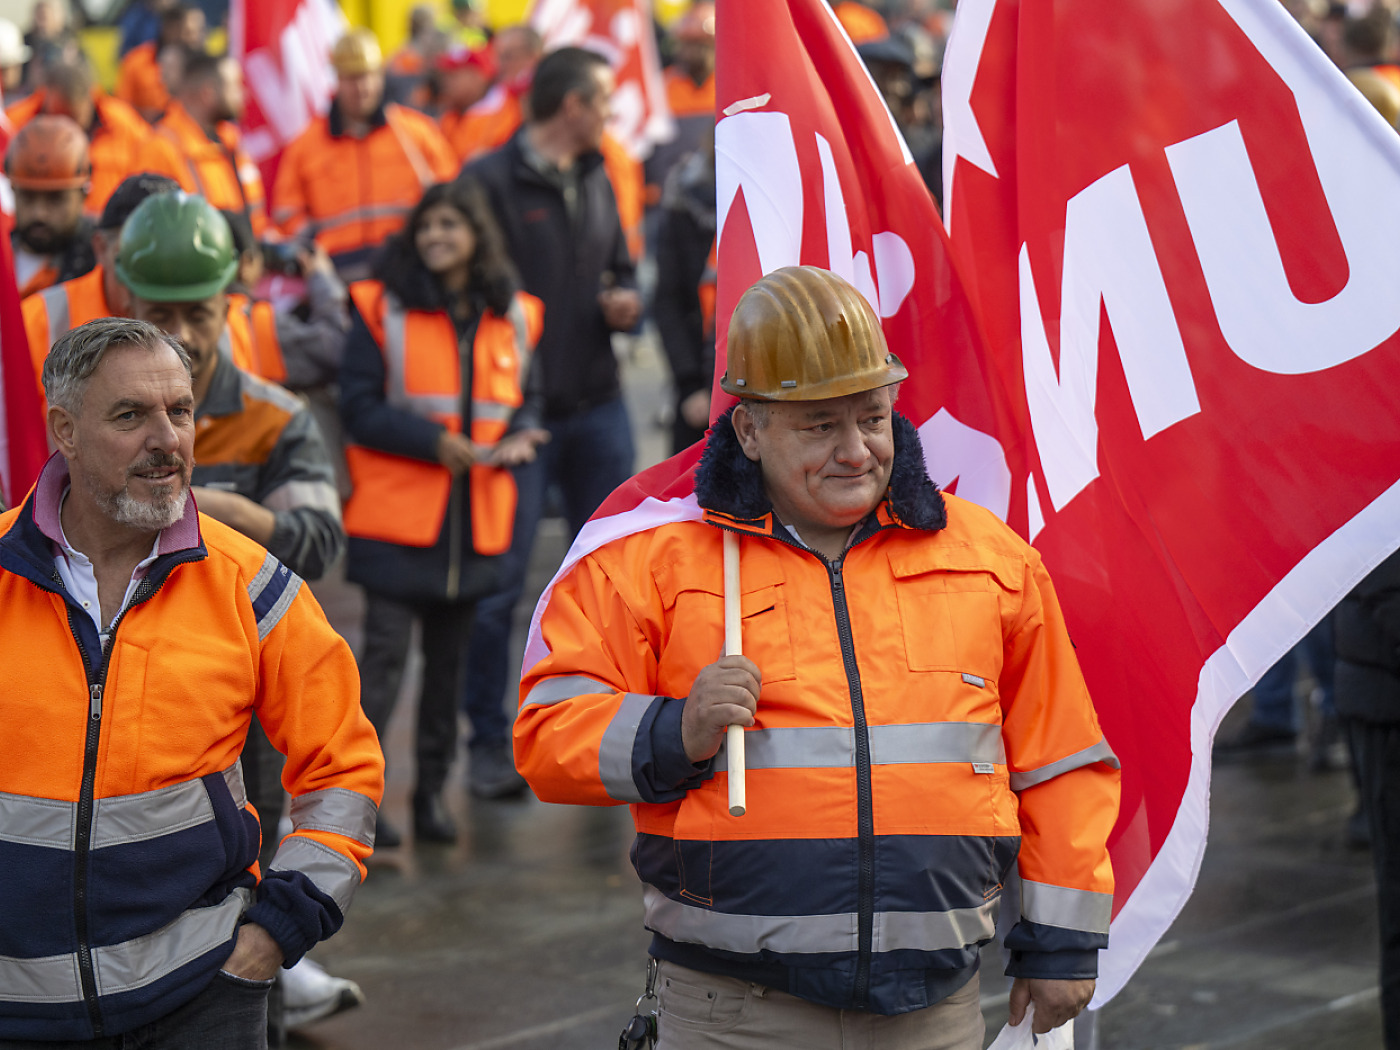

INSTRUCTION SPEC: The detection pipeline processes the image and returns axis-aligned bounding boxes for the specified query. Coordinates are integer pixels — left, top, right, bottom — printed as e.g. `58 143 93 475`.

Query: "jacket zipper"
711 520 883 1008
826 556 876 1009
53 558 197 1035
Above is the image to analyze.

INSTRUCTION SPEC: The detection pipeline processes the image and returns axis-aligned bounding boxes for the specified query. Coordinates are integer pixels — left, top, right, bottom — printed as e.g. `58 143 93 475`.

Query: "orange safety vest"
114 41 168 120
156 102 270 236
601 132 644 261
448 85 523 163
663 67 715 119
225 292 286 383
343 280 542 554
270 105 457 260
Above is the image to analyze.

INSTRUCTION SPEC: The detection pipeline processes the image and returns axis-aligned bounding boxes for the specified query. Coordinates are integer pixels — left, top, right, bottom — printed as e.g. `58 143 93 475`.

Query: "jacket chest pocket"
893 573 1003 682
660 580 798 689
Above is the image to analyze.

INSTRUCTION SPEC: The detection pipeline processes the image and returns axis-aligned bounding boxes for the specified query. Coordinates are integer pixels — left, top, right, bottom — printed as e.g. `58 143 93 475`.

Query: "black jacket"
653 150 716 405
463 129 636 419
1335 547 1400 724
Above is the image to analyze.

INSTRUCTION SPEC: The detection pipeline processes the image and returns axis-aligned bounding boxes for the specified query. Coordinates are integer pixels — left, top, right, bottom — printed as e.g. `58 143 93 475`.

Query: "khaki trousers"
653 960 985 1050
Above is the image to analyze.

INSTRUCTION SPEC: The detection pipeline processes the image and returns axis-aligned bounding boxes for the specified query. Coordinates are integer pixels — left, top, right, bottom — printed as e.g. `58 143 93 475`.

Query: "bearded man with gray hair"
0 317 383 1046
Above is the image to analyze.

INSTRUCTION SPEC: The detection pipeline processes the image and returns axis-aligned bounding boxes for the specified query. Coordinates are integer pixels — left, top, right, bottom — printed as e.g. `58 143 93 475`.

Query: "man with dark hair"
461 45 642 799
0 315 383 1043
156 51 270 235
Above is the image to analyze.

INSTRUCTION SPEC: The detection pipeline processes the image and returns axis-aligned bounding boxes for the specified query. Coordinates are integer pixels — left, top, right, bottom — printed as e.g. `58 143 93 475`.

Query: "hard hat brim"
9 175 89 191
115 259 238 303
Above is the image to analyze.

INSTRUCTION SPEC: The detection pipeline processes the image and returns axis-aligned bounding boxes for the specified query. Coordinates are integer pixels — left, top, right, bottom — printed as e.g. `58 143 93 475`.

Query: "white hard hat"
0 20 32 69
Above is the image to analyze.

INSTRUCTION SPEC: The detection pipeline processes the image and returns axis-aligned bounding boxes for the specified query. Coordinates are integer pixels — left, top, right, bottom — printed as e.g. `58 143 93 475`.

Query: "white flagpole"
723 530 746 817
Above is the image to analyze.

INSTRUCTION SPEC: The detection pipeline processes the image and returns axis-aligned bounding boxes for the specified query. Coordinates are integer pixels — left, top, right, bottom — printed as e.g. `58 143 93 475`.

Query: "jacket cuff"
1005 948 1100 981
245 870 344 968
638 695 712 800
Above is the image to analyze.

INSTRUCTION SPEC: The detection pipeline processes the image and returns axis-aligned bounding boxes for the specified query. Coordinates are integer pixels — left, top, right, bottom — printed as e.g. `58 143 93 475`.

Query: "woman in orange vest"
340 179 547 847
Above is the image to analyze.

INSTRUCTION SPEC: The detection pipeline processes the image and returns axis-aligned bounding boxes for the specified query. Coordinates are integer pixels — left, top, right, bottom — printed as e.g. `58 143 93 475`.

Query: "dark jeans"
359 593 476 800
1350 719 1400 1050
0 971 271 1049
461 398 635 734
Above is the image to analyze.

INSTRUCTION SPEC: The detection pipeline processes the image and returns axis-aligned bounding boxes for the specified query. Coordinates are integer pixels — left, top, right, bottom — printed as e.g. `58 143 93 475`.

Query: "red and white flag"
228 0 343 186
0 225 45 509
525 0 1400 1006
531 0 674 158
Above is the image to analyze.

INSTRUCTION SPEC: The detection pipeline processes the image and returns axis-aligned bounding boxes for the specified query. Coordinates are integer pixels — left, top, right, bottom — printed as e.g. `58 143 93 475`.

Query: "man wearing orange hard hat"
516 265 1121 1048
5 114 95 298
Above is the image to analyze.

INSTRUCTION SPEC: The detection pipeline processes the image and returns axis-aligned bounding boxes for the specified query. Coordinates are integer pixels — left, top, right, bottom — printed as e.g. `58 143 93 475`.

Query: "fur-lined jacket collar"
694 406 947 539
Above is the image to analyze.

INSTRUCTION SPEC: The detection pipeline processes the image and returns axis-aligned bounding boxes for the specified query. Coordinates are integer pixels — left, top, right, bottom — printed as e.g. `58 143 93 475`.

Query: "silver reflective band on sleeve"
91 778 215 849
1009 737 1121 791
1020 879 1113 935
263 480 344 518
223 760 247 810
289 788 378 847
93 888 250 997
642 886 998 956
268 835 363 916
522 674 617 707
246 553 304 641
598 693 656 804
0 791 74 849
713 722 1006 772
247 552 278 604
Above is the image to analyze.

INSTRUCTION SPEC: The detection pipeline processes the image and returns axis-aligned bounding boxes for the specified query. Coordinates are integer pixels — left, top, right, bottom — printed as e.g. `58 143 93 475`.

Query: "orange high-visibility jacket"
6 90 187 218
343 279 541 555
443 84 522 163
156 102 270 236
0 454 383 1041
225 291 286 383
516 411 1120 1015
114 41 168 119
271 102 457 265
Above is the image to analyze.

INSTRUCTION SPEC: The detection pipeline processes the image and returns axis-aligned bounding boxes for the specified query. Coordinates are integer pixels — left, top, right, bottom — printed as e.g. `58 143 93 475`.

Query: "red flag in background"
0 227 44 508
229 0 343 189
941 0 1400 1002
531 0 674 159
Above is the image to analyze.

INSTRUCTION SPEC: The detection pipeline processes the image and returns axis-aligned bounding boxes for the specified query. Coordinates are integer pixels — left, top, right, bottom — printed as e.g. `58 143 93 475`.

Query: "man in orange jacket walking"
516 267 1121 1048
271 27 456 281
0 316 383 1043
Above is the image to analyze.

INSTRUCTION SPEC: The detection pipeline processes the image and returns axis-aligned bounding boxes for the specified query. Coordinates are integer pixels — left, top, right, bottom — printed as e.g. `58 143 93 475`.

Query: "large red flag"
228 0 343 189
0 221 44 509
939 0 1400 1002
531 0 674 159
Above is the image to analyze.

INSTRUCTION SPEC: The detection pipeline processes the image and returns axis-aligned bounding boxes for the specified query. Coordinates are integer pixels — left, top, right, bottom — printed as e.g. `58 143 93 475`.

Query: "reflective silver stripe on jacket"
712 723 1008 772
504 297 535 391
521 674 616 707
0 888 251 1004
312 202 411 236
246 551 304 640
1009 738 1120 791
379 291 524 424
38 282 70 353
0 763 245 851
289 788 378 847
267 835 362 915
598 693 657 803
263 479 344 518
643 885 998 957
1020 879 1113 935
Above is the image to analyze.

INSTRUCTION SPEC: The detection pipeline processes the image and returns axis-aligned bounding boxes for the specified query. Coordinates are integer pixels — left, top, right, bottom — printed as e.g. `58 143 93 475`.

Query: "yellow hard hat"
721 266 908 401
331 28 383 76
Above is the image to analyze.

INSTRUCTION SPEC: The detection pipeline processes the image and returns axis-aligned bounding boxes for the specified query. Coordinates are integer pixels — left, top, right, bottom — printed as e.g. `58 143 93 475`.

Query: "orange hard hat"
5 114 91 191
721 266 907 401
673 2 715 41
331 27 384 76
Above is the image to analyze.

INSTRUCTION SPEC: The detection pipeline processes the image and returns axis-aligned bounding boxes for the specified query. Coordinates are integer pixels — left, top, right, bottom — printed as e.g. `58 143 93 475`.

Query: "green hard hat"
115 191 238 302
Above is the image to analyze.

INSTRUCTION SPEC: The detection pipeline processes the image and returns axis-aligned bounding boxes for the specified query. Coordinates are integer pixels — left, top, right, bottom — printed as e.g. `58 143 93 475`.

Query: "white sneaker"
280 956 365 1029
